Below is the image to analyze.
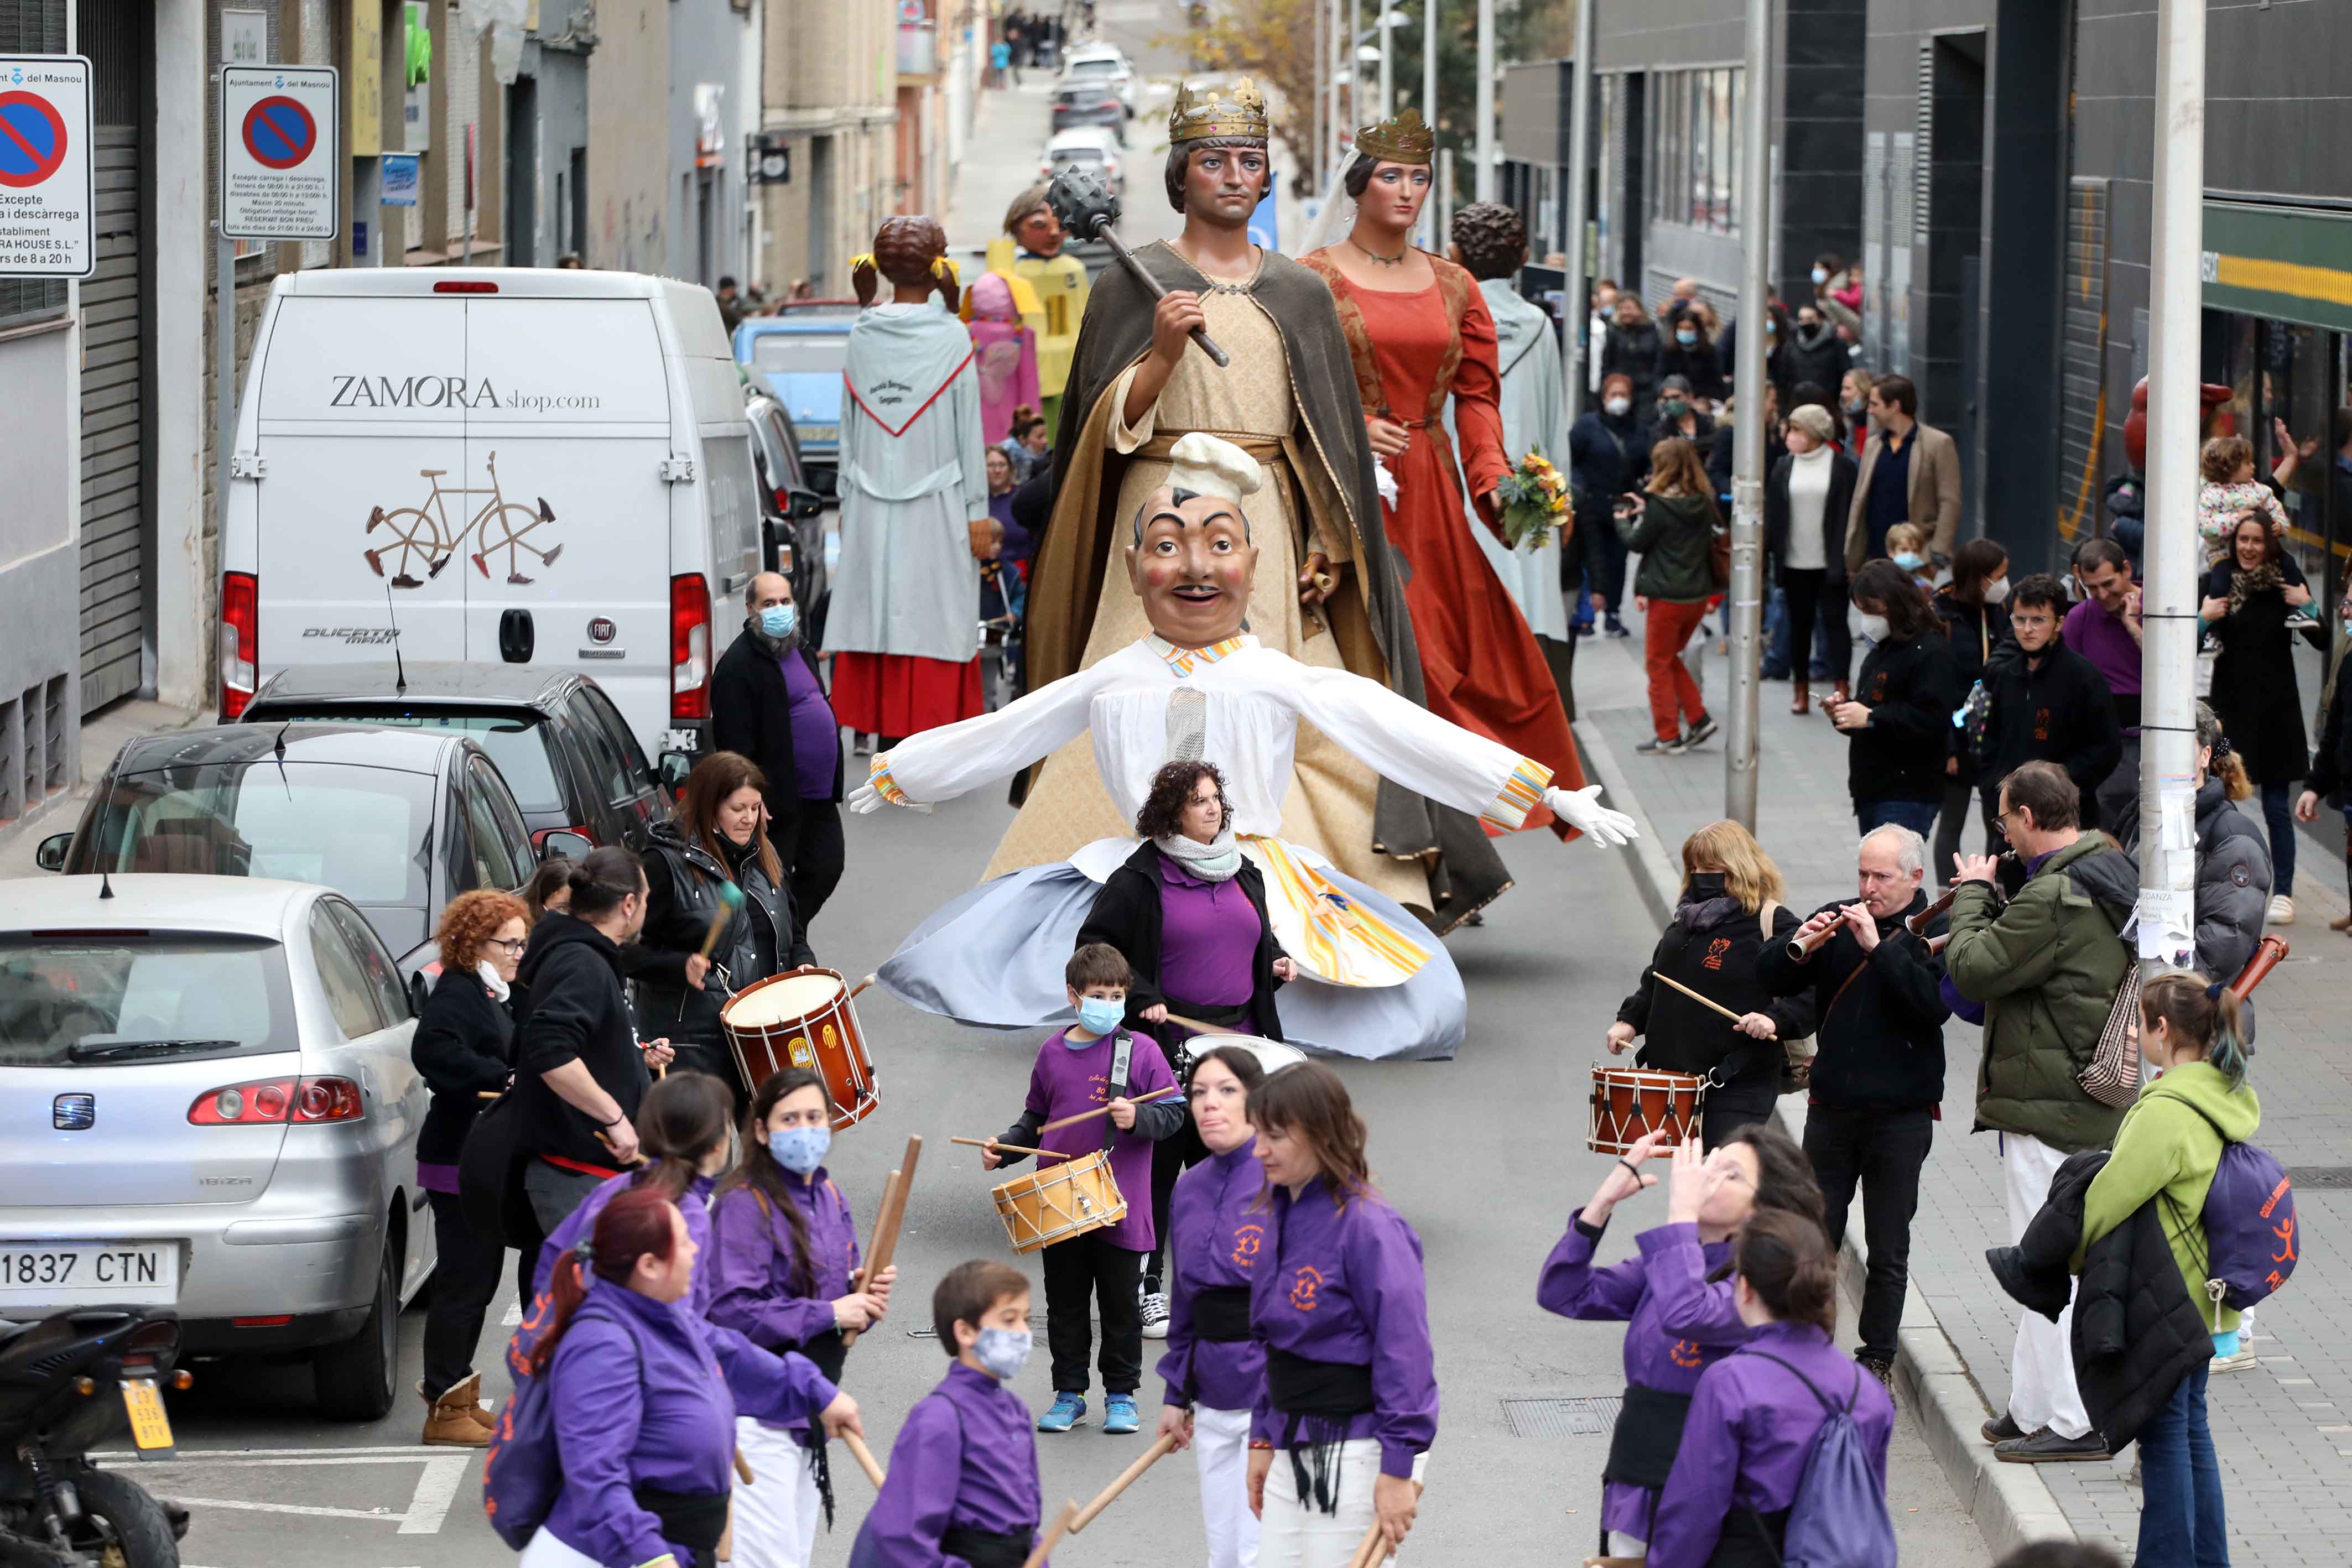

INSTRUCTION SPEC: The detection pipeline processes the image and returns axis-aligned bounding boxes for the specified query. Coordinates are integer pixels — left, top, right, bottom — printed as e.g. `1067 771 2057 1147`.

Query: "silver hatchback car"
0 876 431 1421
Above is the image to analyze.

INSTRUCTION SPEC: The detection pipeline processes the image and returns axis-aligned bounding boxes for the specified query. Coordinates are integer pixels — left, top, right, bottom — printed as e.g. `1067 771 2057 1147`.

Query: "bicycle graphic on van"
363 451 562 588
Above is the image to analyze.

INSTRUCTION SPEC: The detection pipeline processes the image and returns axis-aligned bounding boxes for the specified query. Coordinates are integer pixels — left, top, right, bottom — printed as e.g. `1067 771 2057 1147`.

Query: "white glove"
1372 456 1400 507
846 777 932 815
1545 785 1637 847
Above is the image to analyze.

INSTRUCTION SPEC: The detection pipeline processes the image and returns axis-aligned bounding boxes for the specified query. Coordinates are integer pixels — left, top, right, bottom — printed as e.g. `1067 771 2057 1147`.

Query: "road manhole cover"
1502 1396 1623 1437
2287 1167 2352 1189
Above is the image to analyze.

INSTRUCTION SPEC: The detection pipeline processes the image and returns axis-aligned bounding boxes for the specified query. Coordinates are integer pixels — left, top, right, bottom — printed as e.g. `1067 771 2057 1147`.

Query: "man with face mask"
1571 373 1645 638
711 572 848 932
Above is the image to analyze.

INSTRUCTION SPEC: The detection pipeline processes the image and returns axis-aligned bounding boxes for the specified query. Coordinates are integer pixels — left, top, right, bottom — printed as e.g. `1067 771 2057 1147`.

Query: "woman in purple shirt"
1647 1210 1895 1568
1153 1044 1273 1568
1538 1122 1825 1560
1242 1064 1435 1568
708 1067 898 1568
519 1185 861 1568
1079 761 1298 1338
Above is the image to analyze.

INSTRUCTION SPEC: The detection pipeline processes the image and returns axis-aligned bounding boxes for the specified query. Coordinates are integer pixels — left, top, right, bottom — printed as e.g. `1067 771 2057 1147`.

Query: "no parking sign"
221 65 339 240
0 56 94 278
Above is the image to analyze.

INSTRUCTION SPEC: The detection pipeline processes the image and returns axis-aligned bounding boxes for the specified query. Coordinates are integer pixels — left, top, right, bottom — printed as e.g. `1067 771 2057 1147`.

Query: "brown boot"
1791 680 1810 715
421 1374 493 1447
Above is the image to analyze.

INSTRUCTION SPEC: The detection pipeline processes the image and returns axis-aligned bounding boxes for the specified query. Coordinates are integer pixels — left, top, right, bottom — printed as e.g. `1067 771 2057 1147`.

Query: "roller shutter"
77 0 148 711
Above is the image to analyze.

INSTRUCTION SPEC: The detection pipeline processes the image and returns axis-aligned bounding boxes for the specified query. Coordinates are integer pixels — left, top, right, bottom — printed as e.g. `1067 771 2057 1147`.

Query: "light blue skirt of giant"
876 837 1467 1061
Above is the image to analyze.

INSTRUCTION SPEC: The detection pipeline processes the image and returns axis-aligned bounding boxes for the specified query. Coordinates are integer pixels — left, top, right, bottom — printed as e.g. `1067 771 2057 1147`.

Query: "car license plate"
121 1378 174 1458
0 1243 178 1307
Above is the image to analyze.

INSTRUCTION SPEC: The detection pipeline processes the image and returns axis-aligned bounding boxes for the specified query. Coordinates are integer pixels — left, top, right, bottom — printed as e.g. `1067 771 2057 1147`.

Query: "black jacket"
1076 842 1288 1041
1619 892 1817 1113
1845 631 1959 806
1978 636 2124 825
1783 321 1851 400
1657 337 1726 405
709 622 845 847
1987 1149 2212 1453
1763 449 1857 584
1568 407 1645 509
1933 591 2012 784
2203 561 2313 785
1715 309 1789 400
513 912 648 1170
2310 647 2352 808
1641 410 1717 467
1601 320 1664 415
628 820 814 1053
1706 421 1783 504
412 965 515 1167
1757 890 1948 1112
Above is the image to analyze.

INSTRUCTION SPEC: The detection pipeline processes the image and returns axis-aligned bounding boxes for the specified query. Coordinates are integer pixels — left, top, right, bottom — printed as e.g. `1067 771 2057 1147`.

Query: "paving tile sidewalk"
1569 620 2352 1566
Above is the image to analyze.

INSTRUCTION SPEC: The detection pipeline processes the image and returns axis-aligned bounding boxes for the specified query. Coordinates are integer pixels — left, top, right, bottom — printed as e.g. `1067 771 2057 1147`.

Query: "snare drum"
990 1150 1127 1254
1588 1064 1706 1155
720 968 879 1129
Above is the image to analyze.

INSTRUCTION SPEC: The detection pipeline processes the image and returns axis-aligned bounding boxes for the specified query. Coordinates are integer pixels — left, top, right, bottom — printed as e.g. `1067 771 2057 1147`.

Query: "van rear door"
460 298 674 743
248 295 470 669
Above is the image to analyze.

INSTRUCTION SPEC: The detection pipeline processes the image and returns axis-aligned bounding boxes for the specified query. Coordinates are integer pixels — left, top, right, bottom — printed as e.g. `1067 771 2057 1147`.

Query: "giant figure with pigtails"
826 216 998 745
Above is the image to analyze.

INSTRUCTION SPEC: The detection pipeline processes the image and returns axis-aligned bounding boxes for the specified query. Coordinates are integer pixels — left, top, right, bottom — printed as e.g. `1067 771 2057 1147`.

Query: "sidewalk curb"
1574 716 2077 1555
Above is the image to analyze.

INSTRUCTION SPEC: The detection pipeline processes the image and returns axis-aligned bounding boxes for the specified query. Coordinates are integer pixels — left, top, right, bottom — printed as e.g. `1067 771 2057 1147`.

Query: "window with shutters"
0 0 71 326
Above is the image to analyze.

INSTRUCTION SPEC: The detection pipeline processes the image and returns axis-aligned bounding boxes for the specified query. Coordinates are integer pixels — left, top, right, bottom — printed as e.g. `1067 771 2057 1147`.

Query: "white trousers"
519 1530 602 1568
1258 1440 1427 1568
1193 1406 1261 1568
2001 1132 2092 1440
729 1418 822 1568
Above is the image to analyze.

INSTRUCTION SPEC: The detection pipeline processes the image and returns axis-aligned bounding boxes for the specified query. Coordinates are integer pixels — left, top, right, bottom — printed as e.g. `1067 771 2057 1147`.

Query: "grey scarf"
1155 828 1243 882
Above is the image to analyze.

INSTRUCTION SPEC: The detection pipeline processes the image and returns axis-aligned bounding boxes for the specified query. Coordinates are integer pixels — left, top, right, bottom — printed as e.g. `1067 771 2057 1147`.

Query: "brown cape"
1024 241 1511 927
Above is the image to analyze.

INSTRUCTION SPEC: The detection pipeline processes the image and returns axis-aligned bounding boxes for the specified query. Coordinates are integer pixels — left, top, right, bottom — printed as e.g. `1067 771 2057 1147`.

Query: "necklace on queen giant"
1350 236 1409 267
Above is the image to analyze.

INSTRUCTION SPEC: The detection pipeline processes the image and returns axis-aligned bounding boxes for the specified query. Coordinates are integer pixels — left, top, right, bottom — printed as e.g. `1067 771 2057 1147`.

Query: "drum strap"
1104 1032 1136 1153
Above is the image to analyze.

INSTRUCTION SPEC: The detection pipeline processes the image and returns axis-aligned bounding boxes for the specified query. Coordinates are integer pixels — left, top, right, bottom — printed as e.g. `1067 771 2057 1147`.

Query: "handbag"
2078 964 2144 1108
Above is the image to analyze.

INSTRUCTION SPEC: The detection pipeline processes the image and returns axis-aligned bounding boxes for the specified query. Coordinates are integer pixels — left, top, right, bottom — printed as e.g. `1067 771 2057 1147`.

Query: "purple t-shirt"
1155 858 1261 1009
777 650 840 799
1021 1027 1177 1253
2062 598 2141 733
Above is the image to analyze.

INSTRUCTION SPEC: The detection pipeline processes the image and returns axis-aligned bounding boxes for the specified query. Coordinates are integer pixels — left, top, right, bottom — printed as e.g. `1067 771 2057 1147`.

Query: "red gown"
1304 251 1587 835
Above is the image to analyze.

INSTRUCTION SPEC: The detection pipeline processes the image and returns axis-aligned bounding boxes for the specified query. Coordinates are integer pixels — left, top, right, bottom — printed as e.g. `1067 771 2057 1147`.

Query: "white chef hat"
1165 432 1265 503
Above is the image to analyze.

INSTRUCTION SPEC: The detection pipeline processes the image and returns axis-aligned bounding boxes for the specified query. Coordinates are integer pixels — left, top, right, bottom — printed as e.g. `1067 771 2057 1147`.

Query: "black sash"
1600 1383 1694 1491
940 1525 1037 1568
795 1327 850 1385
633 1485 729 1559
1266 1350 1377 1517
1705 1508 1790 1568
1191 1286 1252 1342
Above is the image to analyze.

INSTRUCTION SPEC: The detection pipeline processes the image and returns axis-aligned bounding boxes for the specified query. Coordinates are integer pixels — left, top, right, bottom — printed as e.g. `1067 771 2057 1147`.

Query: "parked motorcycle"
0 1307 191 1567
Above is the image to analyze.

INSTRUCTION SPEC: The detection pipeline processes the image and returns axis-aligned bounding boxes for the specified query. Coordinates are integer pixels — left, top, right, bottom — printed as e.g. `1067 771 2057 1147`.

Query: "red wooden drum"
721 968 879 1129
1588 1064 1705 1155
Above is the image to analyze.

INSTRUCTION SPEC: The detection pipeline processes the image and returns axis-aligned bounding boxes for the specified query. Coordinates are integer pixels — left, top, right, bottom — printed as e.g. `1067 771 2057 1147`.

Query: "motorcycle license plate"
121 1378 174 1458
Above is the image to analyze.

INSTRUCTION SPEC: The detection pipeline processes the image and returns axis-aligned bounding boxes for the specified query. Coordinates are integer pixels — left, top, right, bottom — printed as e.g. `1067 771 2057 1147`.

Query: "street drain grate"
1502 1396 1622 1437
2287 1167 2352 1189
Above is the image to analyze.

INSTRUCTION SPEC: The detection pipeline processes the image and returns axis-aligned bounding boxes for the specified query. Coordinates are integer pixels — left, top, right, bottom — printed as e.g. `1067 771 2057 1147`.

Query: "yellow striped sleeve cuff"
1482 758 1554 831
867 753 911 807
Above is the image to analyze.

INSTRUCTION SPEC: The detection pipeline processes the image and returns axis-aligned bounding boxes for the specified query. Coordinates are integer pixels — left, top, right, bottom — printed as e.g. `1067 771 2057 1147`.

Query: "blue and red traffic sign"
241 95 318 171
0 88 69 189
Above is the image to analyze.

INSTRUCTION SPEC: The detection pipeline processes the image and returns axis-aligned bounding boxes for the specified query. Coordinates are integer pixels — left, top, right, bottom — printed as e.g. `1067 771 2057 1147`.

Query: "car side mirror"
809 468 837 500
35 833 71 872
657 749 696 794
787 487 824 520
539 830 594 863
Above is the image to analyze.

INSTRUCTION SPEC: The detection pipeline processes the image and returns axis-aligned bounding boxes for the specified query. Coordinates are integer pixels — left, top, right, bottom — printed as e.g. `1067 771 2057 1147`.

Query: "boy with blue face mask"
848 1260 1049 1568
981 944 1183 1436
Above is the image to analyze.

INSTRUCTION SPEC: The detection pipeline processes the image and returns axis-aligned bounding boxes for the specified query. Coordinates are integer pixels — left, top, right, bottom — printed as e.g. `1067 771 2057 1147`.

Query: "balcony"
897 22 936 78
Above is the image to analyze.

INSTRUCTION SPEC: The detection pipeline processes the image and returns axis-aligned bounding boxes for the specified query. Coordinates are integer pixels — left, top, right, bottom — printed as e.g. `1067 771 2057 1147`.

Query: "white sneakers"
1140 1291 1170 1339
2267 894 2295 926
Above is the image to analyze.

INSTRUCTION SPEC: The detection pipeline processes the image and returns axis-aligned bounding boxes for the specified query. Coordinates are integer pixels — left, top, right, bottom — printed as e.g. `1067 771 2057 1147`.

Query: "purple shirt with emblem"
2062 597 2142 733
1247 1180 1437 1478
1646 1321 1895 1568
1155 1135 1268 1413
1014 1027 1177 1252
779 650 842 798
848 1361 1046 1568
1536 1216 1749 1538
535 1170 719 1315
707 1172 862 1433
1154 856 1262 1009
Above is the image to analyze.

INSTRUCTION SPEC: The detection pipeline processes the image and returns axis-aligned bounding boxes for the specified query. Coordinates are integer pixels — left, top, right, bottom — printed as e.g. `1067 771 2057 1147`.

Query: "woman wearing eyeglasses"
412 888 531 1448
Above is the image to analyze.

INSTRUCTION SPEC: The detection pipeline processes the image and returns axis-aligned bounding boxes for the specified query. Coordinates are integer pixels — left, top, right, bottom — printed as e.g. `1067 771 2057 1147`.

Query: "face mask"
1686 871 1728 900
1604 395 1631 418
768 1123 830 1176
1893 551 1924 571
1662 399 1690 420
1855 611 1891 644
1675 329 1699 347
972 1326 1033 1381
1074 996 1125 1037
759 603 797 639
1811 266 1829 285
1846 400 1866 420
1984 578 2011 605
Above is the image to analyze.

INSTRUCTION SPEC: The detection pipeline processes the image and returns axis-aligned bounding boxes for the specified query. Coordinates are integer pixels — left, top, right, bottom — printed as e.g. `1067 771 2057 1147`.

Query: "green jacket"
1945 833 2137 1153
2073 1061 2262 1334
1619 492 1718 603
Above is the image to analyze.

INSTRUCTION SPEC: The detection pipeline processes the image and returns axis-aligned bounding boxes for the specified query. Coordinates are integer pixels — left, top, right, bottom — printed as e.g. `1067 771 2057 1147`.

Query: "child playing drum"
709 1068 898 1568
1536 1123 1823 1561
980 944 1184 1435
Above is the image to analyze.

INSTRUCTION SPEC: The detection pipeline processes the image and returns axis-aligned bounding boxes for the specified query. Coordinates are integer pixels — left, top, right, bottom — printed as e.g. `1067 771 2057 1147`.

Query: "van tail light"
189 1076 364 1126
434 280 499 293
670 574 712 721
220 572 258 718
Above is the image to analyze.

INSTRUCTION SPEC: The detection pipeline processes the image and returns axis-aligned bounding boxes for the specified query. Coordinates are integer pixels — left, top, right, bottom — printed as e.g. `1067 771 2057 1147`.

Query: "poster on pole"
0 55 94 278
221 64 340 240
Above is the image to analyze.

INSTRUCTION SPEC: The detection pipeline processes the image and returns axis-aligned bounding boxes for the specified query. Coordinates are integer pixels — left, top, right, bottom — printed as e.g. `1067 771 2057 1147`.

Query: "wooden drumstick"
847 972 878 1000
950 1137 1072 1161
696 882 747 961
1035 1084 1183 1135
1069 1432 1179 1530
1653 971 1748 1026
842 1135 921 1350
733 1447 756 1484
1020 1501 1079 1568
1344 1479 1423 1568
841 1430 887 1488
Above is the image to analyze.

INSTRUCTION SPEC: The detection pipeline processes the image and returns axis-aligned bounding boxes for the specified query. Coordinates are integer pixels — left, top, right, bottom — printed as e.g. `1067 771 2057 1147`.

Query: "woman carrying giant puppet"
998 79 1515 933
1303 112 1590 828
857 435 1637 1060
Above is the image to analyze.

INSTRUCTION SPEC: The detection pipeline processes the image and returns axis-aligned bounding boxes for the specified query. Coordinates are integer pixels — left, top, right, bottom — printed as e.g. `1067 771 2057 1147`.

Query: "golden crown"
1169 77 1269 143
1355 107 1434 165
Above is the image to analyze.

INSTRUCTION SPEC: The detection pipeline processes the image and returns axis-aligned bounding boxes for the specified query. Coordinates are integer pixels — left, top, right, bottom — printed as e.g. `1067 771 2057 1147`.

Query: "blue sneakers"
1103 1394 1141 1435
1035 1392 1087 1433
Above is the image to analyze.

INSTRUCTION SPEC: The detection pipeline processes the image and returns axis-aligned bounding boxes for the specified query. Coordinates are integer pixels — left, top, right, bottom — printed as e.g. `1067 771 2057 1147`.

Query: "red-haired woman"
518 1187 860 1568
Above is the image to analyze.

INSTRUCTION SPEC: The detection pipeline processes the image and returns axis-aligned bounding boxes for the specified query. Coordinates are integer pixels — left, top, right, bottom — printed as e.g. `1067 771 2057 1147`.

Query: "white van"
219 268 763 757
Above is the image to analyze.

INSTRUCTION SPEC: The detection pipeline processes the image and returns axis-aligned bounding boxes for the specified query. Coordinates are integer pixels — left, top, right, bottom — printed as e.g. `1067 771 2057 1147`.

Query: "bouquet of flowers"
1495 451 1570 550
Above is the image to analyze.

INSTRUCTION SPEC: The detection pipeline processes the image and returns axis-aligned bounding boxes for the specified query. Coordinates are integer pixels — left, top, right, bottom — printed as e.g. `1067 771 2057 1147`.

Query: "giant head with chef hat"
1125 432 1263 649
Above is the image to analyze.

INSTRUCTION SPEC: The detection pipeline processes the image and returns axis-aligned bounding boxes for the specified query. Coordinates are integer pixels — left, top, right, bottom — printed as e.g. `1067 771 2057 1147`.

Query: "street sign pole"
1559 0 1595 422
216 214 235 601
1725 0 1772 829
